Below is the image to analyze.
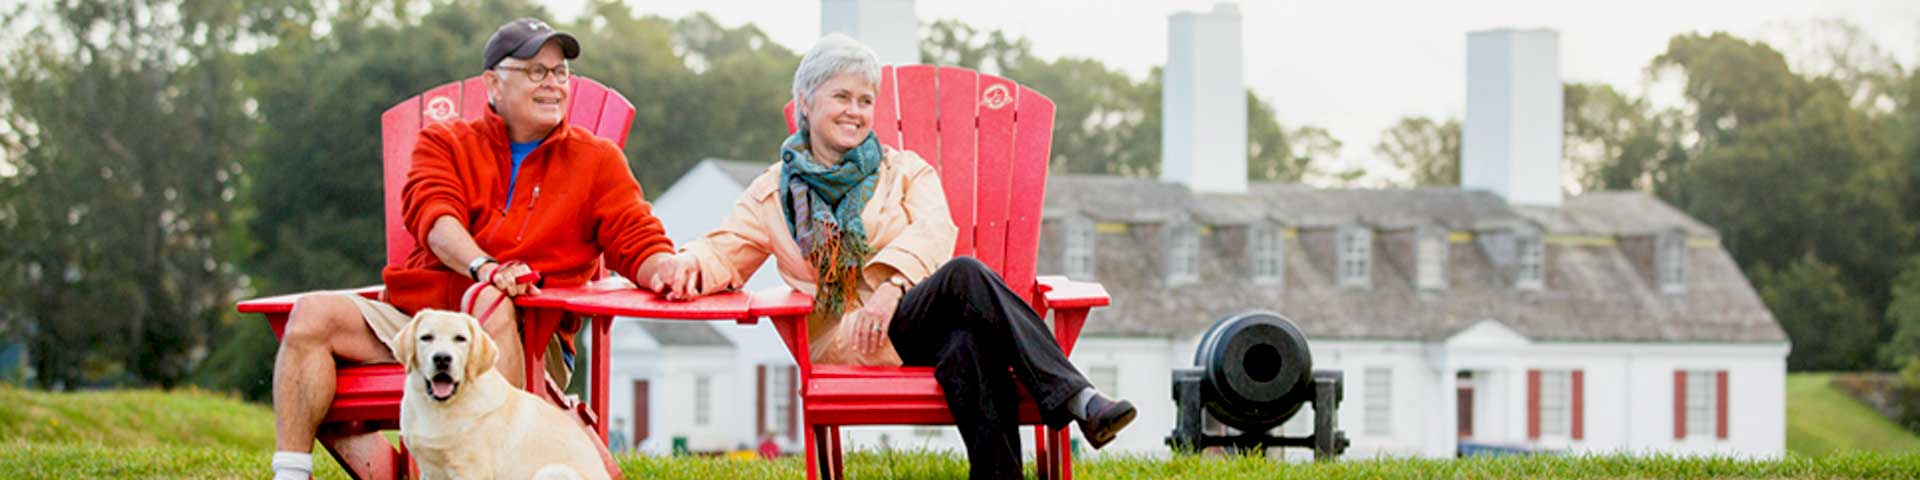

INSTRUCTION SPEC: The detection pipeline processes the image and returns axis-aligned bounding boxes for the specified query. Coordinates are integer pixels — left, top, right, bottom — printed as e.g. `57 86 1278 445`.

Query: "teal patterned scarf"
779 130 883 324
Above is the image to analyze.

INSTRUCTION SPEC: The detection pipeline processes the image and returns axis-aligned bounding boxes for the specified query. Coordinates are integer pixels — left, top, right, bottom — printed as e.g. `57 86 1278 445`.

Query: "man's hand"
481 261 540 297
848 283 903 353
642 252 700 301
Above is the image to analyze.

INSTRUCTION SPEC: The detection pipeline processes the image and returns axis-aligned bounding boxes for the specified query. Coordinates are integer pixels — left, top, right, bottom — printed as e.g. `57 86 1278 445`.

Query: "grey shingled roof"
703 158 776 187
1037 175 1784 344
636 320 733 347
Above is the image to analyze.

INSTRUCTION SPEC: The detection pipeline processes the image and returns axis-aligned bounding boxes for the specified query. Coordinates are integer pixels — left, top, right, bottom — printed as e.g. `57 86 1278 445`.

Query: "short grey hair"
791 33 883 134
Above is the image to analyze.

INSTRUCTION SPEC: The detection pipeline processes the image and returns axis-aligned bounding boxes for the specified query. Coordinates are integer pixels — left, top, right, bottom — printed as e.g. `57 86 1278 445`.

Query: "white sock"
271 451 313 480
1069 387 1100 420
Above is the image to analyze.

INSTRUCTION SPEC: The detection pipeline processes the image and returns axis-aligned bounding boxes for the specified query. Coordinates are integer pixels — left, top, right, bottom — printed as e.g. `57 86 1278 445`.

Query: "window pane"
1540 370 1569 436
695 375 712 426
1686 371 1714 437
1418 235 1445 289
1365 367 1392 435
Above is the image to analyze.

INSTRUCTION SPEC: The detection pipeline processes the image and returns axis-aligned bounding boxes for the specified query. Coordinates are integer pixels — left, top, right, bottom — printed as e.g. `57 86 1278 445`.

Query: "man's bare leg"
271 293 395 478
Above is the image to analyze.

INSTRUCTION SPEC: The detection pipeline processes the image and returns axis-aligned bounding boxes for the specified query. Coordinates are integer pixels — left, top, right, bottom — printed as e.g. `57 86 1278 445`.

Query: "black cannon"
1167 311 1349 459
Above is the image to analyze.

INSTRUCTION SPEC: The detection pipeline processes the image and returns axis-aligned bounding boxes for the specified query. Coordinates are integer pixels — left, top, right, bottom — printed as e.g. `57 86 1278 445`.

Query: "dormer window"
1416 227 1447 291
1516 234 1545 290
1166 223 1200 285
1338 227 1372 288
1249 224 1284 285
1063 217 1097 280
1658 232 1686 293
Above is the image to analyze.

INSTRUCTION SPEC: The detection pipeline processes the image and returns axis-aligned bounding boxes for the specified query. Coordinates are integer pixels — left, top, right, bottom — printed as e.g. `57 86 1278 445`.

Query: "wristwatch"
886 274 912 292
467 256 496 281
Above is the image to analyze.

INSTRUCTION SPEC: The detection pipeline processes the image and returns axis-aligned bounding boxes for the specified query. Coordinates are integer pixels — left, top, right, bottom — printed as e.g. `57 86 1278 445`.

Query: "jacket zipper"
514 185 540 242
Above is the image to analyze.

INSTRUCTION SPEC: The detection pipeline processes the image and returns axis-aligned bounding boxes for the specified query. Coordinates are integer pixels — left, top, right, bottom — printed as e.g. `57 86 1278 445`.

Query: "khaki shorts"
349 288 573 390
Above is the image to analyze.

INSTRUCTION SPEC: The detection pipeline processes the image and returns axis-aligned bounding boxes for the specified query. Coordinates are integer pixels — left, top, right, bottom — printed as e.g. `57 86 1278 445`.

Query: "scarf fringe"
805 222 872 325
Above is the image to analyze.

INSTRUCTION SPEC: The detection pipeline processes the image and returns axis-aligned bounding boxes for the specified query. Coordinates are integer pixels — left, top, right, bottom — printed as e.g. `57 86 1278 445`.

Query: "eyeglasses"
495 64 571 83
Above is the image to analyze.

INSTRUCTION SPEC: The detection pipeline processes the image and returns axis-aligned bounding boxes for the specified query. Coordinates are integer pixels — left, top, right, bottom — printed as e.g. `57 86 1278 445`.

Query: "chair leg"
1033 426 1052 480
829 426 846 480
804 423 818 480
1056 427 1074 480
317 426 401 480
810 424 835 480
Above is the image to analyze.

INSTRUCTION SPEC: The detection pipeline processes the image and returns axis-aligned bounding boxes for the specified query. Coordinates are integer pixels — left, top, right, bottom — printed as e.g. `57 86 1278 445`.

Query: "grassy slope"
1786 373 1920 455
0 385 353 479
3 374 1919 478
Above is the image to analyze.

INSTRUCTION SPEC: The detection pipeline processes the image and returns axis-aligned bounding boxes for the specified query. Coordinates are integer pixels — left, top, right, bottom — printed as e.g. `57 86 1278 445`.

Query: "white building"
609 160 804 455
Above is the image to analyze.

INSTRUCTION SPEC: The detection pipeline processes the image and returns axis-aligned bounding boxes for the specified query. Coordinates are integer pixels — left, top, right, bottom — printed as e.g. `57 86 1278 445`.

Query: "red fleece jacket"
381 110 672 314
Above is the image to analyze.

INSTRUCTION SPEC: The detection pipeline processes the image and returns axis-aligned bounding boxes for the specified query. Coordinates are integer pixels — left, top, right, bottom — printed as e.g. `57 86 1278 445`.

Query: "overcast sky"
551 0 1919 184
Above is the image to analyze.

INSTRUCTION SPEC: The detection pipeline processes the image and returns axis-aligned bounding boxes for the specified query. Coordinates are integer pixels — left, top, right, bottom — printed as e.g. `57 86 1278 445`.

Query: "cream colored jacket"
681 147 957 365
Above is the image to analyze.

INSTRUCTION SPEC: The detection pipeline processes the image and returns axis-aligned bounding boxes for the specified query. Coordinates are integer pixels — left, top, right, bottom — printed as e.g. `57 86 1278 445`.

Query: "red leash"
467 260 541 323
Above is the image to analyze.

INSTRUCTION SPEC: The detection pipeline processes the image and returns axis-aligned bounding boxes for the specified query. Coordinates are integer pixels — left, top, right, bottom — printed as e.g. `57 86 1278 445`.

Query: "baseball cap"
482 18 581 70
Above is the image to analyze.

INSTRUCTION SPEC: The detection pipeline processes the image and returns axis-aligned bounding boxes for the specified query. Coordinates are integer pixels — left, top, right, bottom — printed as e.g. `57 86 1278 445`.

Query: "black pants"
888 256 1091 479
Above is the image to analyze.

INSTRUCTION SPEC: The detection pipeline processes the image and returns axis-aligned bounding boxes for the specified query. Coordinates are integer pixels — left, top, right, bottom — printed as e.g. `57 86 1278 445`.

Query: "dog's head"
393 309 497 402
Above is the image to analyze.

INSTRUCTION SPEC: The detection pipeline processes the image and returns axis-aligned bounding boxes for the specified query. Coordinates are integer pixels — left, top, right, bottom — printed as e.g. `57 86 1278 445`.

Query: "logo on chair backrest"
425 96 458 123
981 84 1013 111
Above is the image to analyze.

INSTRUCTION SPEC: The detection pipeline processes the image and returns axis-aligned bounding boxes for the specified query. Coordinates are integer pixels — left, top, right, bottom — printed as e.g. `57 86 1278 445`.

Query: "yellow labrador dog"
396 310 609 480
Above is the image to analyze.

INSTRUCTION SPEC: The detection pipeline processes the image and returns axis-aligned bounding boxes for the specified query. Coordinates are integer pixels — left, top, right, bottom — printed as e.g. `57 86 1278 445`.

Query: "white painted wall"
1161 3 1247 195
820 0 919 66
1462 28 1563 207
1037 328 1786 460
609 332 738 454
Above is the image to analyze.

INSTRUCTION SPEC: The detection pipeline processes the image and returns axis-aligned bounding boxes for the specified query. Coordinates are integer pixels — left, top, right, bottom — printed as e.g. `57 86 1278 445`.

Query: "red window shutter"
1716 370 1729 439
786 366 800 442
1571 370 1585 441
756 365 767 437
1673 370 1687 440
1527 369 1541 440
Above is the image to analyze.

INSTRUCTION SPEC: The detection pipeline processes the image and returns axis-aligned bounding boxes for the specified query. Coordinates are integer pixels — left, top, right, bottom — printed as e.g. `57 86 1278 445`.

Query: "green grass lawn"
1786 373 1920 455
4 374 1920 478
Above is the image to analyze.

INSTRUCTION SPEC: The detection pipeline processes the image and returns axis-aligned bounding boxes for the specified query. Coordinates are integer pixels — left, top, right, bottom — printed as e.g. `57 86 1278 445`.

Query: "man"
269 18 684 480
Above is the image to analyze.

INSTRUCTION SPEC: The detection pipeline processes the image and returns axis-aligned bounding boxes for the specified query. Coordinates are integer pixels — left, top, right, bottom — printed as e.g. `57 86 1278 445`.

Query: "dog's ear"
394 311 425 373
464 313 498 380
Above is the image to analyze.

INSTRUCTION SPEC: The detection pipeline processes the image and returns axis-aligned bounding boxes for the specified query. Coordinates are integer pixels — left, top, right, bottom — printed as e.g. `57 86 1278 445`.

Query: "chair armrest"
1036 276 1109 310
1035 276 1108 358
236 285 385 315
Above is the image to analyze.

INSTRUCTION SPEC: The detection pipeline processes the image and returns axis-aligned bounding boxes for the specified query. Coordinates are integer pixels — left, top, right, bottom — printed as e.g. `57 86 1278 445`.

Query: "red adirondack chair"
757 65 1112 480
235 75 635 480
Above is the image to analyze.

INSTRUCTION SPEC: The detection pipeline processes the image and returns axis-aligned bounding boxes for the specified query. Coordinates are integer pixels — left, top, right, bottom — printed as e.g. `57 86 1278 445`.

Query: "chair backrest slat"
970 73 1020 276
595 88 637 145
567 80 610 134
934 66 980 258
895 66 940 159
379 76 631 267
1003 84 1056 307
871 66 902 149
380 98 424 266
458 77 488 122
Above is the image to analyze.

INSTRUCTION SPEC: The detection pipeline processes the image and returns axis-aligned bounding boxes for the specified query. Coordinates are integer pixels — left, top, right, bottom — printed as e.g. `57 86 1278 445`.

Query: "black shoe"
1077 395 1136 450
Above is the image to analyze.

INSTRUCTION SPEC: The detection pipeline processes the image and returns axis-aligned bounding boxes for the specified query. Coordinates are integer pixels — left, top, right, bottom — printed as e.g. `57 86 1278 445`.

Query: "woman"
657 34 1134 478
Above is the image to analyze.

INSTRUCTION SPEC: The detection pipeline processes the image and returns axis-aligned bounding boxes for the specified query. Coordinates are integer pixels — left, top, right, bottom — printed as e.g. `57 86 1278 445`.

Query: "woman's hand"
482 261 540 297
659 253 702 301
849 283 903 353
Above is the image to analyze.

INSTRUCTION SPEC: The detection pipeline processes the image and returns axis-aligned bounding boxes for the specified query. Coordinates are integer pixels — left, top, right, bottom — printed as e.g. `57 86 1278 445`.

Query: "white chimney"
820 0 919 65
1163 3 1247 195
1462 29 1563 206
